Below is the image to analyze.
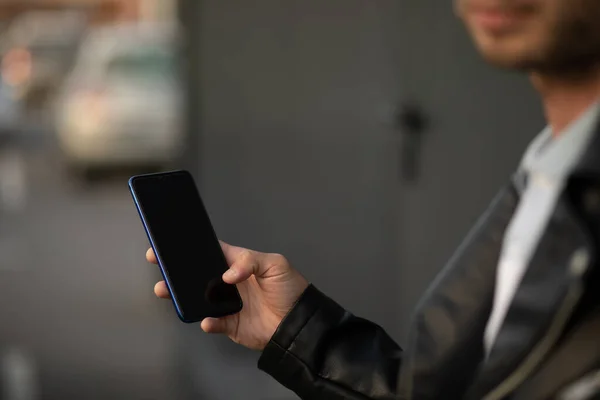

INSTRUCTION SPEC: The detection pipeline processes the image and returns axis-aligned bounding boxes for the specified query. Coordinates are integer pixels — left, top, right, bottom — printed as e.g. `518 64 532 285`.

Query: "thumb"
219 240 246 265
222 249 267 284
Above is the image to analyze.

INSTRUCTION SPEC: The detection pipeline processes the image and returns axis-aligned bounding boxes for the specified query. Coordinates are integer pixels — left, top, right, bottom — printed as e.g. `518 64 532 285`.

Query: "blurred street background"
0 1 546 399
0 1 195 400
0 1 215 400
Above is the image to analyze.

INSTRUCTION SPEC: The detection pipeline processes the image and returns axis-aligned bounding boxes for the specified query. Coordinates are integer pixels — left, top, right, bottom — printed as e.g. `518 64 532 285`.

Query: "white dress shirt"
483 102 600 356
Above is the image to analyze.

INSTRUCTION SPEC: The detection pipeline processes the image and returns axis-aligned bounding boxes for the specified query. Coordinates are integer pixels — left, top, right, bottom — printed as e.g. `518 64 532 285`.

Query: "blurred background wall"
0 0 544 399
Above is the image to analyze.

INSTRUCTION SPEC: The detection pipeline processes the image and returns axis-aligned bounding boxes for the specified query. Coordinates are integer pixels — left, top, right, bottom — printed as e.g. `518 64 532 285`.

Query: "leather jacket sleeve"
257 284 403 400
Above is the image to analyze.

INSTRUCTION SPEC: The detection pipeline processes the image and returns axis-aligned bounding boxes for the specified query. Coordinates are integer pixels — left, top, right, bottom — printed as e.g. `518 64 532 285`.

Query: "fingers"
154 281 170 299
146 248 157 264
201 317 235 335
149 251 168 298
220 241 266 284
222 249 267 284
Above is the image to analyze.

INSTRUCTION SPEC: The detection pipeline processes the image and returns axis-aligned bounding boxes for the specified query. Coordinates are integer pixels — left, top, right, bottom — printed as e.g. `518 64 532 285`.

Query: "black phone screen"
130 170 242 323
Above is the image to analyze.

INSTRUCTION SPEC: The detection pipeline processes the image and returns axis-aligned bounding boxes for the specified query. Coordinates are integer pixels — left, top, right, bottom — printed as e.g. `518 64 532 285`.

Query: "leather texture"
257 123 600 400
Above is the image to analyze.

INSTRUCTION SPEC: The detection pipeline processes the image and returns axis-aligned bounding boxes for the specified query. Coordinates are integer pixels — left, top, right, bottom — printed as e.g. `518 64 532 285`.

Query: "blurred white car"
54 24 184 175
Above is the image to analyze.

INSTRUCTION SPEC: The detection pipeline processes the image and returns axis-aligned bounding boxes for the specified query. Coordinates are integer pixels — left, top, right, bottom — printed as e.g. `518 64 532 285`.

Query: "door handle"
395 102 428 183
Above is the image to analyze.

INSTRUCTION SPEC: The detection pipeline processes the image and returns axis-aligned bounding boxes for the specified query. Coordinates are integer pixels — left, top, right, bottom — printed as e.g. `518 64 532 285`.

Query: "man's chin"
478 50 537 71
480 51 600 77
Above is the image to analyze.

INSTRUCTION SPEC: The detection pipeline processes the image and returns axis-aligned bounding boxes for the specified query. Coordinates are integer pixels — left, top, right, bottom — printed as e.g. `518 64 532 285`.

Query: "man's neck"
531 67 600 136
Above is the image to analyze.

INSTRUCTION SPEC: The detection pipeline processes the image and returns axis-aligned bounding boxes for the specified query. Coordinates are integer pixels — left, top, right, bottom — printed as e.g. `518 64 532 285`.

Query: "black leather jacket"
257 125 600 399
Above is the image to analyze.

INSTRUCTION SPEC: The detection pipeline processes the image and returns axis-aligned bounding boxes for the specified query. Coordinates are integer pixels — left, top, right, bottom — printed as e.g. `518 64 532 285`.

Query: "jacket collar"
571 112 600 181
465 118 600 400
404 184 519 400
466 194 592 400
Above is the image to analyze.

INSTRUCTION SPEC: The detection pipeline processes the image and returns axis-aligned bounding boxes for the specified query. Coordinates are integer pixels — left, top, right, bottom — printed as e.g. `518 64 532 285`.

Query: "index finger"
146 248 157 264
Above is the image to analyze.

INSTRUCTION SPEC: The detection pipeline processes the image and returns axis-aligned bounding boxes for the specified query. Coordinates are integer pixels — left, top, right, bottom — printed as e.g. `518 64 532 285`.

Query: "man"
147 0 600 398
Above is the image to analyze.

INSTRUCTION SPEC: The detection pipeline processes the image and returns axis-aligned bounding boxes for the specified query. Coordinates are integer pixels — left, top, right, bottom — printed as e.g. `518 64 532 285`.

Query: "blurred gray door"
186 1 403 399
183 1 543 399
197 0 403 330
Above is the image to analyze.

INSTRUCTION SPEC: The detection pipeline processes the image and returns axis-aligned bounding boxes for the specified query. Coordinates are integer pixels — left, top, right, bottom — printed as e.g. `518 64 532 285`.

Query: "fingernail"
223 269 237 280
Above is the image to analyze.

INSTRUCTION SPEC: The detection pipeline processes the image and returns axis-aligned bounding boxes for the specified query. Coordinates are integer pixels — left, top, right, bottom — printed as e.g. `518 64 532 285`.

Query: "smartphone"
129 170 243 323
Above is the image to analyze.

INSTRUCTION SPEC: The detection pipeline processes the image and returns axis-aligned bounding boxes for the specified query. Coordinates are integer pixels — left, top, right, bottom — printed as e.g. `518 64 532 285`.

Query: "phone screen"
130 170 242 323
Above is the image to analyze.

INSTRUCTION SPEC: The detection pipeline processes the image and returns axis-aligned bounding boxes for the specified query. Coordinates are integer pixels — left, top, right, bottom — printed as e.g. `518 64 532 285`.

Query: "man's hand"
146 242 309 351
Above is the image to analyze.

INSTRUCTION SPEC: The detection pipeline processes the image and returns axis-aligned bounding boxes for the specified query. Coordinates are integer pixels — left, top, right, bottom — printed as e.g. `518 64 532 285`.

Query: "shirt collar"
520 101 600 183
